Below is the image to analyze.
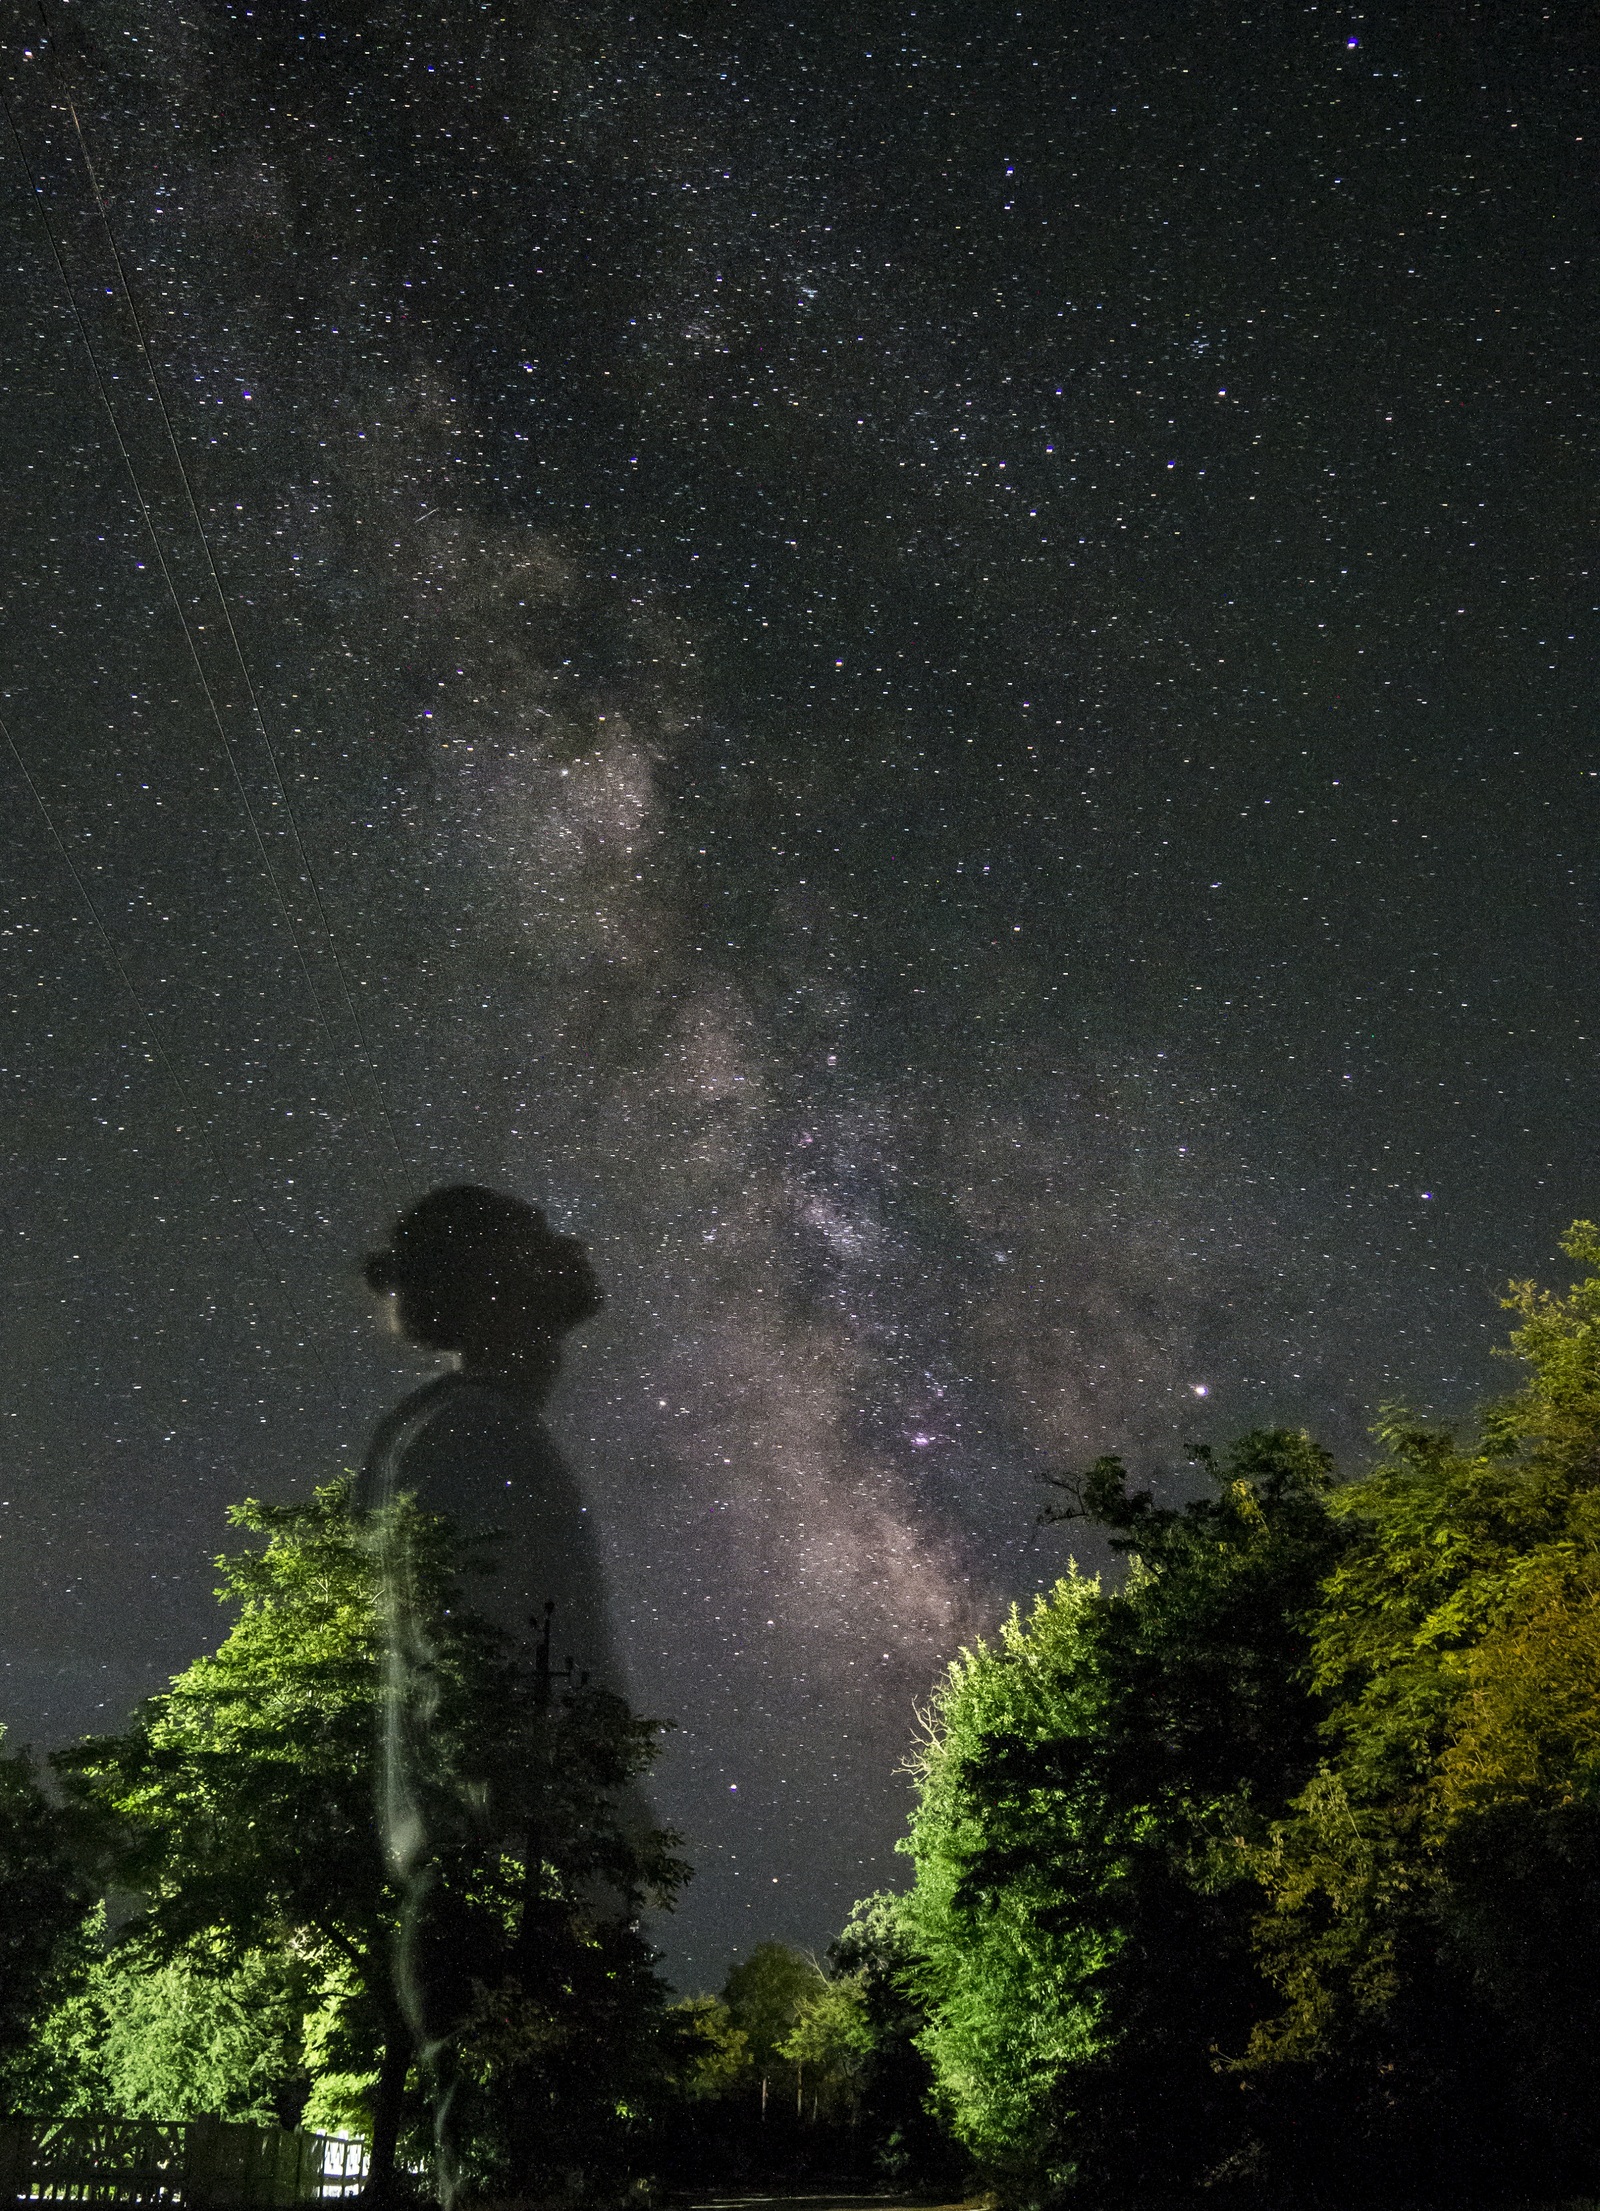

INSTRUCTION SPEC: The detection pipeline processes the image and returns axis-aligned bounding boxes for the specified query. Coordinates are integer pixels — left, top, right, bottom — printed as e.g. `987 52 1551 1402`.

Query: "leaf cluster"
898 1225 1600 2206
902 1429 1345 2204
6 1482 688 2207
1239 1225 1600 2190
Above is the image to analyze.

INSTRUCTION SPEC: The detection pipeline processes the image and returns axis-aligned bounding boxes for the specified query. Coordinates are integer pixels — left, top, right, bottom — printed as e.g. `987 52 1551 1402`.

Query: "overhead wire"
4 26 414 1199
0 705 341 1389
55 81 417 1192
0 76 360 1375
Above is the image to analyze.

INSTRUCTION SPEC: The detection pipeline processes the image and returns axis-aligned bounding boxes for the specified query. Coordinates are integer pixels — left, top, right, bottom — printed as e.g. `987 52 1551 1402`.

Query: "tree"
900 1429 1345 2205
13 1931 315 2126
660 1995 749 2107
825 1891 961 2185
1243 1223 1600 2195
54 1487 411 2182
721 1942 825 2120
659 1920 956 2192
0 1734 93 2107
778 1970 871 2124
50 1484 686 2204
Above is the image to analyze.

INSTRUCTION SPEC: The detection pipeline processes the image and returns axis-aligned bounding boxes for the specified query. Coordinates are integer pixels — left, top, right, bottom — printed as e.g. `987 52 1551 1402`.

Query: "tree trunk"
365 2029 412 2204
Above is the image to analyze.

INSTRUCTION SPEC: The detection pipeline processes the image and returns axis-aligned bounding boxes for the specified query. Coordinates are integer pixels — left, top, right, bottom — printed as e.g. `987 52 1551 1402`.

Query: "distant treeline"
7 1223 1600 2208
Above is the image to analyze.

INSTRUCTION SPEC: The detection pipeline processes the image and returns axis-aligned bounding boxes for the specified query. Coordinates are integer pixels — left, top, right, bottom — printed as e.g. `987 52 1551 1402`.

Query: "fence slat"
0 2119 369 2206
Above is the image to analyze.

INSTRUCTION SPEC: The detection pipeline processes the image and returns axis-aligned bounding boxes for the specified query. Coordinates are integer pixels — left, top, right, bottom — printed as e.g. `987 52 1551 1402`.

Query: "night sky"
1 0 1595 1982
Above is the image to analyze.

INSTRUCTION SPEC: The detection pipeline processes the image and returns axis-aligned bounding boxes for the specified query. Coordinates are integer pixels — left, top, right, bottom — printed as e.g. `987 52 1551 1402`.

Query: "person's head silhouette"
364 1185 601 1392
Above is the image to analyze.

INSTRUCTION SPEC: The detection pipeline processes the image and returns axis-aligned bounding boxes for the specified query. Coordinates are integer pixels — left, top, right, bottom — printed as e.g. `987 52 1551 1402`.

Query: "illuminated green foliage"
13 1928 314 2126
778 1968 872 2122
720 1941 825 2110
899 1430 1346 2204
657 1914 960 2191
45 1487 406 2160
29 1485 685 2203
661 1995 749 2105
900 1572 1116 2184
893 1224 1600 2203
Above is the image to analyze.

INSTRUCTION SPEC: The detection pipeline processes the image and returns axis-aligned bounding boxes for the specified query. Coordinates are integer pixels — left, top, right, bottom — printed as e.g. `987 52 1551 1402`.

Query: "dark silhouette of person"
358 1183 614 1678
356 1185 614 2204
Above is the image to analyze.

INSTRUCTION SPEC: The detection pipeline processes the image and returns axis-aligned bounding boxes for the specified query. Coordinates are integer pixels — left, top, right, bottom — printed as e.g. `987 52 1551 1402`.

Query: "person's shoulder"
368 1373 460 1451
424 1374 546 1437
358 1374 465 1507
397 1377 562 1479
361 1371 573 1516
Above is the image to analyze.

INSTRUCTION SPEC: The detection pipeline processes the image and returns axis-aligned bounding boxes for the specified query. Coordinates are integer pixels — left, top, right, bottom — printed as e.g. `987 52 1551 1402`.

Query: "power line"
0 706 341 1387
3 43 412 1199
56 86 416 1191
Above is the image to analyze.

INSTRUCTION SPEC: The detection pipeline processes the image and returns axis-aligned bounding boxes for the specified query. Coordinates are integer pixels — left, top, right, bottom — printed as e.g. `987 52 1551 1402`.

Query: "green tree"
0 1730 91 2099
14 1931 314 2126
779 1969 872 2124
721 1943 825 2118
900 1429 1345 2205
826 1891 961 2185
661 1995 749 2106
663 1939 902 2188
1243 1223 1600 2193
54 1487 411 2178
50 1484 686 2204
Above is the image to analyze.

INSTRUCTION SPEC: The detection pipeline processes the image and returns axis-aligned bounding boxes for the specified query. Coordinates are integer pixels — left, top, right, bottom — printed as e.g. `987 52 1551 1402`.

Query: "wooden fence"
0 2118 369 2206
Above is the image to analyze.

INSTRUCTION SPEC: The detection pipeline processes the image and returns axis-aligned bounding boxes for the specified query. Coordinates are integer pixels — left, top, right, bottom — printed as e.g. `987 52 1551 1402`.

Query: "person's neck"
456 1342 559 1396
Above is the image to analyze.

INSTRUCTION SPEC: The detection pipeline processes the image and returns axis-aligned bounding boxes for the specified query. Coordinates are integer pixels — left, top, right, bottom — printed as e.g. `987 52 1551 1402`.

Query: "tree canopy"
25 1484 686 2206
900 1428 1345 2202
1243 1221 1600 2193
897 1224 1600 2207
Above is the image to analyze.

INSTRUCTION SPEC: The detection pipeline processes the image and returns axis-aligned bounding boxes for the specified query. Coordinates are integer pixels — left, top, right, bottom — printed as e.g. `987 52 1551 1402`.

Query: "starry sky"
1 0 1595 1982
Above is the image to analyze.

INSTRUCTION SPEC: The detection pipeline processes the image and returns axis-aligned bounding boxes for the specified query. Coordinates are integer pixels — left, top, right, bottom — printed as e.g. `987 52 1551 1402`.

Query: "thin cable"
0 73 359 1149
59 91 415 1190
3 56 410 1196
0 708 340 1388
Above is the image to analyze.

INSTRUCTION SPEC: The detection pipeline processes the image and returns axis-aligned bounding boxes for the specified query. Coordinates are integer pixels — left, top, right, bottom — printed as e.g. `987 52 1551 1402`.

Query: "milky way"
2 2 1595 1977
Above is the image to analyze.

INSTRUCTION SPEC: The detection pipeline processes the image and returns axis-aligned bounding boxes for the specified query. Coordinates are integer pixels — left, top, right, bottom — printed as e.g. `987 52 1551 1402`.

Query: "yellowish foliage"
1437 1545 1600 1815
